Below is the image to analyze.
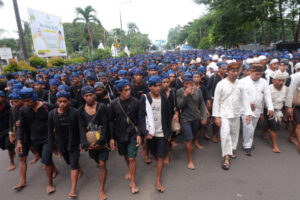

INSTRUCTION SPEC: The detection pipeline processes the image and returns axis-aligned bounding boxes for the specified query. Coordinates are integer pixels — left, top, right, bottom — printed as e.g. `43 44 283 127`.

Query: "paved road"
0 124 299 200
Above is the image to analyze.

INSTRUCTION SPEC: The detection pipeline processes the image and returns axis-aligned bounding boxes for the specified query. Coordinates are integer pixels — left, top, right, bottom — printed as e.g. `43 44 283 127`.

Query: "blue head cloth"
19 87 38 101
148 75 161 86
0 75 5 79
54 74 61 80
26 80 34 84
198 66 206 74
56 90 70 99
148 64 158 71
94 82 105 89
58 84 70 92
217 61 227 68
71 72 79 79
86 73 97 81
115 78 130 91
34 80 44 85
189 65 196 70
12 83 23 90
0 90 5 97
61 73 67 77
182 71 193 83
242 63 251 70
167 70 176 75
161 73 170 80
98 72 107 78
178 66 187 73
193 71 201 76
118 70 127 76
49 79 59 86
18 72 25 77
132 68 143 75
9 92 21 100
81 85 95 96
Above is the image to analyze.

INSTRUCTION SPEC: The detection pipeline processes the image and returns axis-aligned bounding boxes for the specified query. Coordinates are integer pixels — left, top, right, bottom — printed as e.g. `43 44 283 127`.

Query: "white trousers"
220 117 240 157
242 116 259 149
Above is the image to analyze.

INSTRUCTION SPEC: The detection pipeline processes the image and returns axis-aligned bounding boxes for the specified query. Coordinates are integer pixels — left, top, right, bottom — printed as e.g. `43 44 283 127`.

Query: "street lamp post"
119 0 131 31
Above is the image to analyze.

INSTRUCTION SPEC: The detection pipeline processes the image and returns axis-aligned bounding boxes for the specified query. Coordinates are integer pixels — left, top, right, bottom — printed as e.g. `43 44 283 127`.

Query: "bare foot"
164 156 170 166
272 146 281 153
30 156 39 164
46 185 56 194
187 162 195 170
52 169 59 179
68 192 77 199
100 190 107 200
156 182 165 193
130 183 139 194
125 171 131 180
212 137 218 143
195 143 204 150
142 151 152 164
8 164 16 171
204 134 210 140
171 141 178 148
217 137 221 142
78 168 83 179
13 183 27 190
288 137 298 146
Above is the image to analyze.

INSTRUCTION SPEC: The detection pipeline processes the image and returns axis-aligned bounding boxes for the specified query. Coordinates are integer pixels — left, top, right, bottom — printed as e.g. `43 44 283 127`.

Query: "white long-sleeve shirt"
239 76 274 117
286 72 300 107
212 78 252 118
269 84 288 110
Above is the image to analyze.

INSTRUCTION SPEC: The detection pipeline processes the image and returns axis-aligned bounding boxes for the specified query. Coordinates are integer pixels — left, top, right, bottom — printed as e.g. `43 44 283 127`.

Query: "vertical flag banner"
28 8 67 57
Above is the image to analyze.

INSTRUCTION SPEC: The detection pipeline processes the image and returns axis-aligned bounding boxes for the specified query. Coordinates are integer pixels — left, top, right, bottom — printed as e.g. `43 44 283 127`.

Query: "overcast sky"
0 0 206 43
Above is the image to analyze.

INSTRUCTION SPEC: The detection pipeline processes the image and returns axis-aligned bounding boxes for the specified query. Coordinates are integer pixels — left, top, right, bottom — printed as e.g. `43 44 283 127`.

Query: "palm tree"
73 5 101 53
127 22 139 34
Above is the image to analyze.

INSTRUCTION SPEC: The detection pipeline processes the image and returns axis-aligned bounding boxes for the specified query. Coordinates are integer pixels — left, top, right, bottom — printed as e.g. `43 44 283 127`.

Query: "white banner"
28 8 67 57
0 47 13 60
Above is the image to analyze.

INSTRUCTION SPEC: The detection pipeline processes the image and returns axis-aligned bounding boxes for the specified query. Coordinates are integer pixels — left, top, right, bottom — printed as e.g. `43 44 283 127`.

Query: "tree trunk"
261 22 266 45
86 25 93 53
279 0 286 42
294 12 300 42
12 0 28 61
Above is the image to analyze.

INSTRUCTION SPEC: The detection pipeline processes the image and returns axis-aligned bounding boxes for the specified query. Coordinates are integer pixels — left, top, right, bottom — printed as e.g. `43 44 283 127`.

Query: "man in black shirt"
109 78 141 194
17 88 58 194
0 90 15 171
48 91 82 198
130 68 149 99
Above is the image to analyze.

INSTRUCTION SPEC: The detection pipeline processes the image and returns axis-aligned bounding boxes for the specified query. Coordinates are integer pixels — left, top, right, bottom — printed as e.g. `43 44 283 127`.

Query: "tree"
0 0 3 7
127 22 139 34
73 5 101 53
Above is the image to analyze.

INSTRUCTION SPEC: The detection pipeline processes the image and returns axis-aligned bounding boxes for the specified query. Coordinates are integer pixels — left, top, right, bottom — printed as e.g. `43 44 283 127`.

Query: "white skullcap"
270 59 279 64
273 71 287 80
258 55 267 61
190 60 196 64
212 55 219 60
295 62 300 70
196 57 201 63
252 57 260 63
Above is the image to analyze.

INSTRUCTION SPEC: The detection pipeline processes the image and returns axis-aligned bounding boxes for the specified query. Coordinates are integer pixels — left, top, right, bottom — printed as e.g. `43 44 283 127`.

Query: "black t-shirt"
57 112 69 143
0 103 10 137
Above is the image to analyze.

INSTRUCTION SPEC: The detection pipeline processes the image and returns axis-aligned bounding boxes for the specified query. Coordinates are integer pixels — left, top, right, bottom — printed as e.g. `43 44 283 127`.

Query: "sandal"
221 157 230 170
230 151 237 159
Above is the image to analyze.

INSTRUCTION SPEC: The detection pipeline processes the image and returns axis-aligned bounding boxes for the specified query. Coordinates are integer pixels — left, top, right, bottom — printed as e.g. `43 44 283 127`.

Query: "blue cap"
182 71 193 82
9 92 20 100
118 70 127 76
19 87 38 101
49 79 59 86
0 90 5 97
56 90 70 99
94 82 105 88
58 84 70 92
148 75 161 86
115 78 130 91
81 85 95 96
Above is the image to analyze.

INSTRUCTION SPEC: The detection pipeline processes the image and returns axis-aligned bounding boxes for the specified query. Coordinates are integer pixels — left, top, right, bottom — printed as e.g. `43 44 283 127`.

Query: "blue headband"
19 88 38 101
81 85 95 96
148 75 161 86
115 78 130 91
56 91 70 99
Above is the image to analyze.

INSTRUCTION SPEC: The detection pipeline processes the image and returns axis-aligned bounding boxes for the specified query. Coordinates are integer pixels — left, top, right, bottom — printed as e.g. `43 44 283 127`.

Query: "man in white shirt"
239 64 274 156
261 71 288 153
286 62 300 153
213 62 251 170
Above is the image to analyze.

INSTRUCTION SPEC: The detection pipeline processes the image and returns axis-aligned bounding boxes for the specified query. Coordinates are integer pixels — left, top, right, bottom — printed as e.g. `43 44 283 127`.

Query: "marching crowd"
0 49 300 199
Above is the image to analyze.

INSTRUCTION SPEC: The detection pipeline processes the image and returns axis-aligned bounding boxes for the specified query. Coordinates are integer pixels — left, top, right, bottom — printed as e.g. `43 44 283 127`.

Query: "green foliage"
2 59 36 74
117 51 128 58
48 57 65 67
92 48 112 60
198 36 211 49
29 55 47 68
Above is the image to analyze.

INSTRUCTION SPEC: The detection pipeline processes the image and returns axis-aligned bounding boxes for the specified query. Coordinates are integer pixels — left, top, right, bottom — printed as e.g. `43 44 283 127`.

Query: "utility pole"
12 0 28 61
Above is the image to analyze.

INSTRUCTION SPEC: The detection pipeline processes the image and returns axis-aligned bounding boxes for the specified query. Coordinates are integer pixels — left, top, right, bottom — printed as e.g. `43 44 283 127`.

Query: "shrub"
48 57 65 67
92 48 112 61
2 59 36 74
18 61 36 72
29 55 47 68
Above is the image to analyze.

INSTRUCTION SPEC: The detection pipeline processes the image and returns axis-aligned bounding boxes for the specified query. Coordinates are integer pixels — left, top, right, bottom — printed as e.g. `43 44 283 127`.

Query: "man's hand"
168 136 172 142
146 134 153 140
110 139 116 150
287 107 293 120
9 134 15 144
201 119 207 126
246 115 251 125
173 113 179 122
136 136 142 147
215 117 221 127
267 110 273 118
184 87 191 96
16 140 22 154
